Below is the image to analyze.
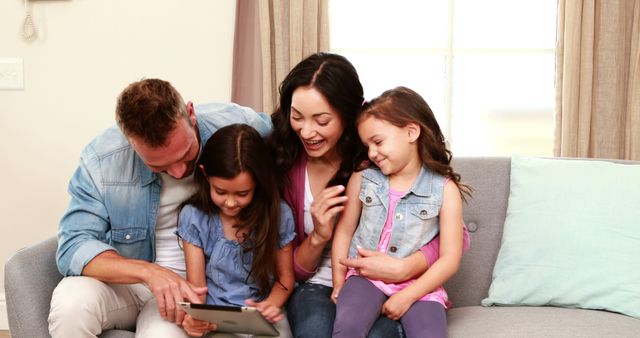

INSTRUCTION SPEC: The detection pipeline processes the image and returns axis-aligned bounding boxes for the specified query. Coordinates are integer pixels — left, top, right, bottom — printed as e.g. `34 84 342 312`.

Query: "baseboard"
0 292 8 330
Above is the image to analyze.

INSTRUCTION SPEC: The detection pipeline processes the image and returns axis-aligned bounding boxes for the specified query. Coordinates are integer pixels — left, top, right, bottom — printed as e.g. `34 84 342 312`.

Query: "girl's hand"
381 292 414 321
310 185 347 243
330 282 344 304
182 313 217 337
245 299 284 323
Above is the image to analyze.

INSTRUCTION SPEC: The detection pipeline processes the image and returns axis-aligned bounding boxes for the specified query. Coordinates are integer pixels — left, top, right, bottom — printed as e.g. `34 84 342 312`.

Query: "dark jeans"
333 276 446 338
287 282 404 338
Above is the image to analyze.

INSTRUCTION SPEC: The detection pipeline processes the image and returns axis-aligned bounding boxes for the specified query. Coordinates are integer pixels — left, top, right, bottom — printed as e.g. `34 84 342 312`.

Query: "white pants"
48 276 189 338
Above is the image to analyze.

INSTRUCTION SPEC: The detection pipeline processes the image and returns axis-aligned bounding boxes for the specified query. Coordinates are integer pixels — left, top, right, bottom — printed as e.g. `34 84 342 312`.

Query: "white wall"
0 0 237 329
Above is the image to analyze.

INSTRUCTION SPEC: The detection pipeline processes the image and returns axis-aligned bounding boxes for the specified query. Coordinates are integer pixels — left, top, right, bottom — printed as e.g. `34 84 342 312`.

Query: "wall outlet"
0 58 24 90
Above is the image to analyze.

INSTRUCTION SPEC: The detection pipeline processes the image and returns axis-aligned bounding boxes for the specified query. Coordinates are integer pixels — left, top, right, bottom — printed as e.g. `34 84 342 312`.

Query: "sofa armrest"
5 236 61 338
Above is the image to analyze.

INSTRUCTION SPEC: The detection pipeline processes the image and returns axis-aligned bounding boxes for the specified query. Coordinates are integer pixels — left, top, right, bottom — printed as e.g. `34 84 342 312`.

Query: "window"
330 0 558 156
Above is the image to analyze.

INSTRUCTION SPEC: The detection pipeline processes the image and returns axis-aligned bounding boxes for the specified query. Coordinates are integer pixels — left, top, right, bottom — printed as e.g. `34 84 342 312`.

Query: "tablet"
178 302 279 336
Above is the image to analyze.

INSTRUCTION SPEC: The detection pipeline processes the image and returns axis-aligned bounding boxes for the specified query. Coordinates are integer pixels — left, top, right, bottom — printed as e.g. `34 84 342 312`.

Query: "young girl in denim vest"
177 124 296 337
331 87 471 338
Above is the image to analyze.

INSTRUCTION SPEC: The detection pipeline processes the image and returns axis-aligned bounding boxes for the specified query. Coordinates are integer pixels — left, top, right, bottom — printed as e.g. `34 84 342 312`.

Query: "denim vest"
348 166 445 259
56 103 272 276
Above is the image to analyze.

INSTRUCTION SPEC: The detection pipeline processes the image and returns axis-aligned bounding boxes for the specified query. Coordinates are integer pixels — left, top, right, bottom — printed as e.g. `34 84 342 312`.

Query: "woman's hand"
339 247 426 283
310 185 347 243
182 314 217 337
245 299 284 323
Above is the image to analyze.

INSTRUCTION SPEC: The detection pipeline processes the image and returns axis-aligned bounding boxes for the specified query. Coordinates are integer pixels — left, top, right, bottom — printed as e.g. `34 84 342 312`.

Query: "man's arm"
83 250 204 324
56 152 118 276
57 151 205 324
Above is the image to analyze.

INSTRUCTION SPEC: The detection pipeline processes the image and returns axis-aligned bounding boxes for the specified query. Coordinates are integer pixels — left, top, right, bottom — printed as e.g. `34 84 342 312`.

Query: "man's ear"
198 164 207 176
186 101 197 126
407 123 421 143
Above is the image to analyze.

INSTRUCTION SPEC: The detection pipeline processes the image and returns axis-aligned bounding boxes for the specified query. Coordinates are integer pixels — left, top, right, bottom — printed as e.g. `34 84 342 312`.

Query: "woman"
269 52 460 338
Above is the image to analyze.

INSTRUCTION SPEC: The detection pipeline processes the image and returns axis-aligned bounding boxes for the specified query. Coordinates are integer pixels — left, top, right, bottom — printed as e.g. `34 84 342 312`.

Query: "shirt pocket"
111 227 148 259
359 187 384 224
404 203 441 247
408 203 440 221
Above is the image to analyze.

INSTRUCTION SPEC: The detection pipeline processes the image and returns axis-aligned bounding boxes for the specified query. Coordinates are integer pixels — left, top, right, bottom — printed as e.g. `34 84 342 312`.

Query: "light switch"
0 58 24 90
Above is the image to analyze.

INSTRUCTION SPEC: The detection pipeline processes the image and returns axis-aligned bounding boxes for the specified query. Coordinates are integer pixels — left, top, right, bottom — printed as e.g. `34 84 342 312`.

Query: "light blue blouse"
177 202 295 306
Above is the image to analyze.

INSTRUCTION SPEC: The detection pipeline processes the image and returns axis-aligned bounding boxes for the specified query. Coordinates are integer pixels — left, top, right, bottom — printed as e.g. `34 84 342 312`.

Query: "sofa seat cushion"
99 330 135 338
447 306 640 338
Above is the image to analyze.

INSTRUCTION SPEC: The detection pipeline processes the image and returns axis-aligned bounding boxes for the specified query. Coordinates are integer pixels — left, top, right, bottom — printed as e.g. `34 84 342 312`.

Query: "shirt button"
125 234 131 240
365 196 372 203
389 246 398 253
395 213 403 220
420 209 428 216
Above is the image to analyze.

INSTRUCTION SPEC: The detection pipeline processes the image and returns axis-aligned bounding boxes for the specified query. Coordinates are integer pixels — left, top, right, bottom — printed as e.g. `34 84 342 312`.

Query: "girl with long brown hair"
178 124 295 337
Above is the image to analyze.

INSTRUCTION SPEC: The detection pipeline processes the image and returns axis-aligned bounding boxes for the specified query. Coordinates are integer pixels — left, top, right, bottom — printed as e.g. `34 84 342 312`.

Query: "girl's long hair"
269 52 368 190
182 124 281 298
360 86 472 199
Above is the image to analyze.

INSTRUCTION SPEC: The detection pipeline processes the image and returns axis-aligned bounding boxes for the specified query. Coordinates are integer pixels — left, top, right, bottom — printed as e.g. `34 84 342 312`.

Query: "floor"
0 331 10 338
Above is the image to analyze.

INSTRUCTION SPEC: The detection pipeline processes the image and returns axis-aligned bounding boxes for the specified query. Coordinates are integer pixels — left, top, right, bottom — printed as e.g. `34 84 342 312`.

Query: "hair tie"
361 99 368 107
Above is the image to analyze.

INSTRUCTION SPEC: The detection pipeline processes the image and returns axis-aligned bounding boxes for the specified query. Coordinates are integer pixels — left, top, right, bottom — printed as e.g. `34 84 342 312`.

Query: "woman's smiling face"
289 86 345 160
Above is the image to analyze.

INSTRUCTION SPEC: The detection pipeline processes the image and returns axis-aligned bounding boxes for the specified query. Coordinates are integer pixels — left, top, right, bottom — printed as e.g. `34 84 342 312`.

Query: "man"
49 79 272 337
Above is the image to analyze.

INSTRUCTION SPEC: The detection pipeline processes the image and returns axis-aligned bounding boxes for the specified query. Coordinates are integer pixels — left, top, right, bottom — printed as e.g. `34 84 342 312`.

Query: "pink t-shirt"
347 187 449 308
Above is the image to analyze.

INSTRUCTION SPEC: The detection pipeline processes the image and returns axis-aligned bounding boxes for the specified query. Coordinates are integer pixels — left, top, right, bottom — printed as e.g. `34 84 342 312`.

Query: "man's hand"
182 314 217 337
245 299 284 323
143 264 208 324
339 247 409 283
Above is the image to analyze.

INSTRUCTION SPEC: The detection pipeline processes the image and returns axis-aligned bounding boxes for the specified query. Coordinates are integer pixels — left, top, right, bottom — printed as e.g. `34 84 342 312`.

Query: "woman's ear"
407 123 421 143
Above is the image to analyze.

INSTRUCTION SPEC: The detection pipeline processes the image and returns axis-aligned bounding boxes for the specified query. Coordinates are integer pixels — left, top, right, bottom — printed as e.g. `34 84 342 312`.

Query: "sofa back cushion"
444 157 511 307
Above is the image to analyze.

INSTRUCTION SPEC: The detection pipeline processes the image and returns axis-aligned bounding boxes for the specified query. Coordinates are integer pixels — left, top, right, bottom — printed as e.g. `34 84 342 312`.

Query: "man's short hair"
116 79 188 147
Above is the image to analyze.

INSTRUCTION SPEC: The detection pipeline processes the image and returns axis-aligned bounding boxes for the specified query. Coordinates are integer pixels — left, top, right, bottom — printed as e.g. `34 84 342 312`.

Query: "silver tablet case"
178 302 279 336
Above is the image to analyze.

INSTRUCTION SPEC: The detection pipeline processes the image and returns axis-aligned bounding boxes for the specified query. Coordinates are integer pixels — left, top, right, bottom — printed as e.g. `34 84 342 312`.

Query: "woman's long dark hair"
269 52 368 190
182 124 281 298
360 87 472 200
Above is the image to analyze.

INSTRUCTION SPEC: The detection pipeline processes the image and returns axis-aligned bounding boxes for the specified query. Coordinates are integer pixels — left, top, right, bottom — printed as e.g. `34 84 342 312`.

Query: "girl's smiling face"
358 115 419 176
207 171 256 218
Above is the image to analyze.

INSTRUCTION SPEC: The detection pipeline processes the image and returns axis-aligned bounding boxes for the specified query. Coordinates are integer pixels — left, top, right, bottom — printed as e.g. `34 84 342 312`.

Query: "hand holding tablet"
178 302 279 337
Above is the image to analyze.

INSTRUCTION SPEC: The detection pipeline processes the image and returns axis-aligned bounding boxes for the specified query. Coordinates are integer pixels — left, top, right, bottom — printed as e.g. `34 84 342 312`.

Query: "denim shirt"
349 166 445 259
56 103 272 276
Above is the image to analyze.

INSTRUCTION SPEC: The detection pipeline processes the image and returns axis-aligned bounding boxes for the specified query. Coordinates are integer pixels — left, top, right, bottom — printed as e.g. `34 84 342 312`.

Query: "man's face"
130 108 200 179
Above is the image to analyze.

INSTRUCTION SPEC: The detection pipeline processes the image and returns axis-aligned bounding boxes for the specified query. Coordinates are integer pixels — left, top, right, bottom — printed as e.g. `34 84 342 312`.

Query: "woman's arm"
330 172 363 302
382 181 464 320
340 247 428 283
293 184 348 279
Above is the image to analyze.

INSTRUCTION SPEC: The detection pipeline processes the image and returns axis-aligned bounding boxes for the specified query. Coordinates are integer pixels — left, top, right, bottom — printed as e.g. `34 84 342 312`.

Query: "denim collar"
360 165 434 197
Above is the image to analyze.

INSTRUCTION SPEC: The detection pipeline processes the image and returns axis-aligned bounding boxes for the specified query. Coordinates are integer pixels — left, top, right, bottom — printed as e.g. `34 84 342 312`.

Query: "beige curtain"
232 0 330 114
555 0 640 160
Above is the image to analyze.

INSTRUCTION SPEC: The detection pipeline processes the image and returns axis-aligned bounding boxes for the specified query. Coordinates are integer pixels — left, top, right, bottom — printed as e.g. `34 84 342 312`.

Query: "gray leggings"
332 276 446 338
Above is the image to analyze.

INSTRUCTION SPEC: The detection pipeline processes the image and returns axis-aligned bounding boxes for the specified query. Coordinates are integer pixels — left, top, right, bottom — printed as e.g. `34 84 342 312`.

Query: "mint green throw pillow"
482 155 640 318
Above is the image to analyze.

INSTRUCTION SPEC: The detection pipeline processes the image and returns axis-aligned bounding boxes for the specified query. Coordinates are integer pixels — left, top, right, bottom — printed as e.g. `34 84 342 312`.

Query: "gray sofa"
5 157 640 338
